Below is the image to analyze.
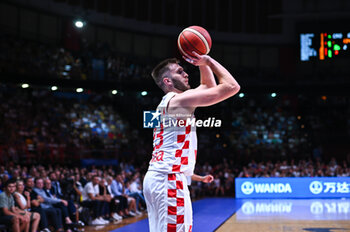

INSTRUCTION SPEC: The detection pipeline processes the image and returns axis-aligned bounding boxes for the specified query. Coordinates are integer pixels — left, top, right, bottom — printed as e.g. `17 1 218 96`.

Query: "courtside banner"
235 177 350 198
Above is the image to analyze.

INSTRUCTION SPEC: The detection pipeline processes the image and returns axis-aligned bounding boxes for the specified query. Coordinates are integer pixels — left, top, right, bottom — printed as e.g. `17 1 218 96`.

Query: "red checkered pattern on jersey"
172 125 191 173
167 173 186 232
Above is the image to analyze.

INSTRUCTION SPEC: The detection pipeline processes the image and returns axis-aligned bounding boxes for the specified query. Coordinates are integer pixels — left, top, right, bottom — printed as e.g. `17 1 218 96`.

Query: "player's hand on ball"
202 175 214 183
183 51 211 66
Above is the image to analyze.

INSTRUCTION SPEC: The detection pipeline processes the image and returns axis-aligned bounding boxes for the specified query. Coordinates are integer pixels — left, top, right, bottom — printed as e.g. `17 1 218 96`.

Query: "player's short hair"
151 58 179 91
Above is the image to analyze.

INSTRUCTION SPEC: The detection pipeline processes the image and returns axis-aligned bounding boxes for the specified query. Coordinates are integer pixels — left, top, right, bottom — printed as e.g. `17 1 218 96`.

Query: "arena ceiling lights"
74 19 85 28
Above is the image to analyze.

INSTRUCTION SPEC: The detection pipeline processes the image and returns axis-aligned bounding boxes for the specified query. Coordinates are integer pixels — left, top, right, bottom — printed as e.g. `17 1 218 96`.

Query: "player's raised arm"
171 54 240 108
183 52 217 89
198 65 217 89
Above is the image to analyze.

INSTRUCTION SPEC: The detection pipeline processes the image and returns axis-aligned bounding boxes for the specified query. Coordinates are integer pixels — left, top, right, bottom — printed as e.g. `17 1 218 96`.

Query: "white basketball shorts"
143 170 193 232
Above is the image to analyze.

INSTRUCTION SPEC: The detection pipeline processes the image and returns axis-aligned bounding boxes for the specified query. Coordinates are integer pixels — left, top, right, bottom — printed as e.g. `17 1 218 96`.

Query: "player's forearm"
199 65 216 88
191 174 204 182
207 58 240 91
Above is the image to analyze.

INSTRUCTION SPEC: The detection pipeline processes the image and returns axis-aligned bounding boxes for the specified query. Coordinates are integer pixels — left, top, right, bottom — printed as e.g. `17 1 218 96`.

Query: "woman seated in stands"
13 179 41 232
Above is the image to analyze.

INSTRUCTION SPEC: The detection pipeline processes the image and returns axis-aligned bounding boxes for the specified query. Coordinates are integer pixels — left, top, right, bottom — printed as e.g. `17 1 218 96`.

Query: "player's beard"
172 78 190 92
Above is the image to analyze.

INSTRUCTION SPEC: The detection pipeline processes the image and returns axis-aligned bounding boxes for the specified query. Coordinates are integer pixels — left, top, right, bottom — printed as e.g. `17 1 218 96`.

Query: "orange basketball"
177 26 212 58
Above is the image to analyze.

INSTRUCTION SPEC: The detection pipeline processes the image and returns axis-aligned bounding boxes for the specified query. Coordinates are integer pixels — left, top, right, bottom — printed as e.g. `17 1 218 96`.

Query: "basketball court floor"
85 198 350 232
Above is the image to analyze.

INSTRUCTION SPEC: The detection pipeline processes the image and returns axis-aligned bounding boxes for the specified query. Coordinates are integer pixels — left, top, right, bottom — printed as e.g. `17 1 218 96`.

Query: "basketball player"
143 51 240 232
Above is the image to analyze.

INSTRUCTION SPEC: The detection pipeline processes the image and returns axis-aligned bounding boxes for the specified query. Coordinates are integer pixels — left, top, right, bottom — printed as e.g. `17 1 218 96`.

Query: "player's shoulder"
168 90 197 114
171 89 196 99
170 88 201 105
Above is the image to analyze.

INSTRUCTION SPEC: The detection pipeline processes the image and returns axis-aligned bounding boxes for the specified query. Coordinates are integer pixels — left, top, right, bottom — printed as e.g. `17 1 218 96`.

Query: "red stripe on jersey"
182 141 189 149
168 174 176 180
175 150 182 157
177 134 185 143
168 189 177 198
177 197 184 206
176 181 183 190
177 215 184 224
168 206 177 215
172 165 181 172
195 150 197 161
181 157 188 165
189 225 192 232
167 223 176 232
185 125 191 134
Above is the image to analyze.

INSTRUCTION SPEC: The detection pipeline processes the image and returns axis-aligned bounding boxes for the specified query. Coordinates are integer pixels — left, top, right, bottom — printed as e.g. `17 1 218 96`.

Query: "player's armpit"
171 83 240 108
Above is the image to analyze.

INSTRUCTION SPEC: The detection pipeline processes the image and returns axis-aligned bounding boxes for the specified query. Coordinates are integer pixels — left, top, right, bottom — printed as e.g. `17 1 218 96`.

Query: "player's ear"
163 77 172 86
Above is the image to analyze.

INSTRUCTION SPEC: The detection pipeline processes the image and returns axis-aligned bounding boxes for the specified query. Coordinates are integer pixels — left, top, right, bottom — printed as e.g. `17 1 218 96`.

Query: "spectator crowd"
1 36 348 83
1 83 349 166
0 163 146 231
0 37 152 82
0 84 135 165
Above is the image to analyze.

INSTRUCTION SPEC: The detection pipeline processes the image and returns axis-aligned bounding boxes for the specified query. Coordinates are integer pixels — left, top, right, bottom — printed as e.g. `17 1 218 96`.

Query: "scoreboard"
300 32 350 61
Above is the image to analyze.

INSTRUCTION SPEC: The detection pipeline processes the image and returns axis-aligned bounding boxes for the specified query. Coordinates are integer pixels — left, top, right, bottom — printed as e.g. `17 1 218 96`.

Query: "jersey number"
154 123 164 150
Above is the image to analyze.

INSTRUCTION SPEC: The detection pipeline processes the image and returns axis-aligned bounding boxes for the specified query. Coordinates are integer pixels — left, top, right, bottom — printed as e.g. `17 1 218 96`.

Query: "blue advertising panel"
235 177 350 199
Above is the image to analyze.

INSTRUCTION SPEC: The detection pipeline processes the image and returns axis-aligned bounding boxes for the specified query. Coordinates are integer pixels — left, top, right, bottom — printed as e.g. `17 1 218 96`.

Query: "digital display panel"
300 32 350 61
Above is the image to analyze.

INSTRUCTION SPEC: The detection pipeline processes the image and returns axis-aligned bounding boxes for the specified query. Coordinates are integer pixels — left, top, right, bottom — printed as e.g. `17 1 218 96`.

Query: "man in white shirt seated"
81 175 109 225
105 176 123 221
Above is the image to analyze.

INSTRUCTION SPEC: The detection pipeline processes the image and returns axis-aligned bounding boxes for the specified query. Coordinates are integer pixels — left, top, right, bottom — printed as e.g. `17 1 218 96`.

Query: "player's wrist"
206 57 214 68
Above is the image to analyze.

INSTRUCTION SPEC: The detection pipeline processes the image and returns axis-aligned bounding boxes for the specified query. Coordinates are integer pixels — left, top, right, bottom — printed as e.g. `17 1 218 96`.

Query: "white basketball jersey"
148 92 197 176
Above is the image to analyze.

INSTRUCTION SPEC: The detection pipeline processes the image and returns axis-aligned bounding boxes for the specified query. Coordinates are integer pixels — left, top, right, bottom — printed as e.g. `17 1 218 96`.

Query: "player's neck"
166 88 183 94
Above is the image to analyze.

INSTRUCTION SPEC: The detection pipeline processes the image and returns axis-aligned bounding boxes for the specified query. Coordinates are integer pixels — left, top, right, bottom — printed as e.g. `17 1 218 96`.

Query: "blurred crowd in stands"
0 81 349 166
0 37 152 81
0 162 147 231
237 158 350 178
0 84 137 165
2 36 349 83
